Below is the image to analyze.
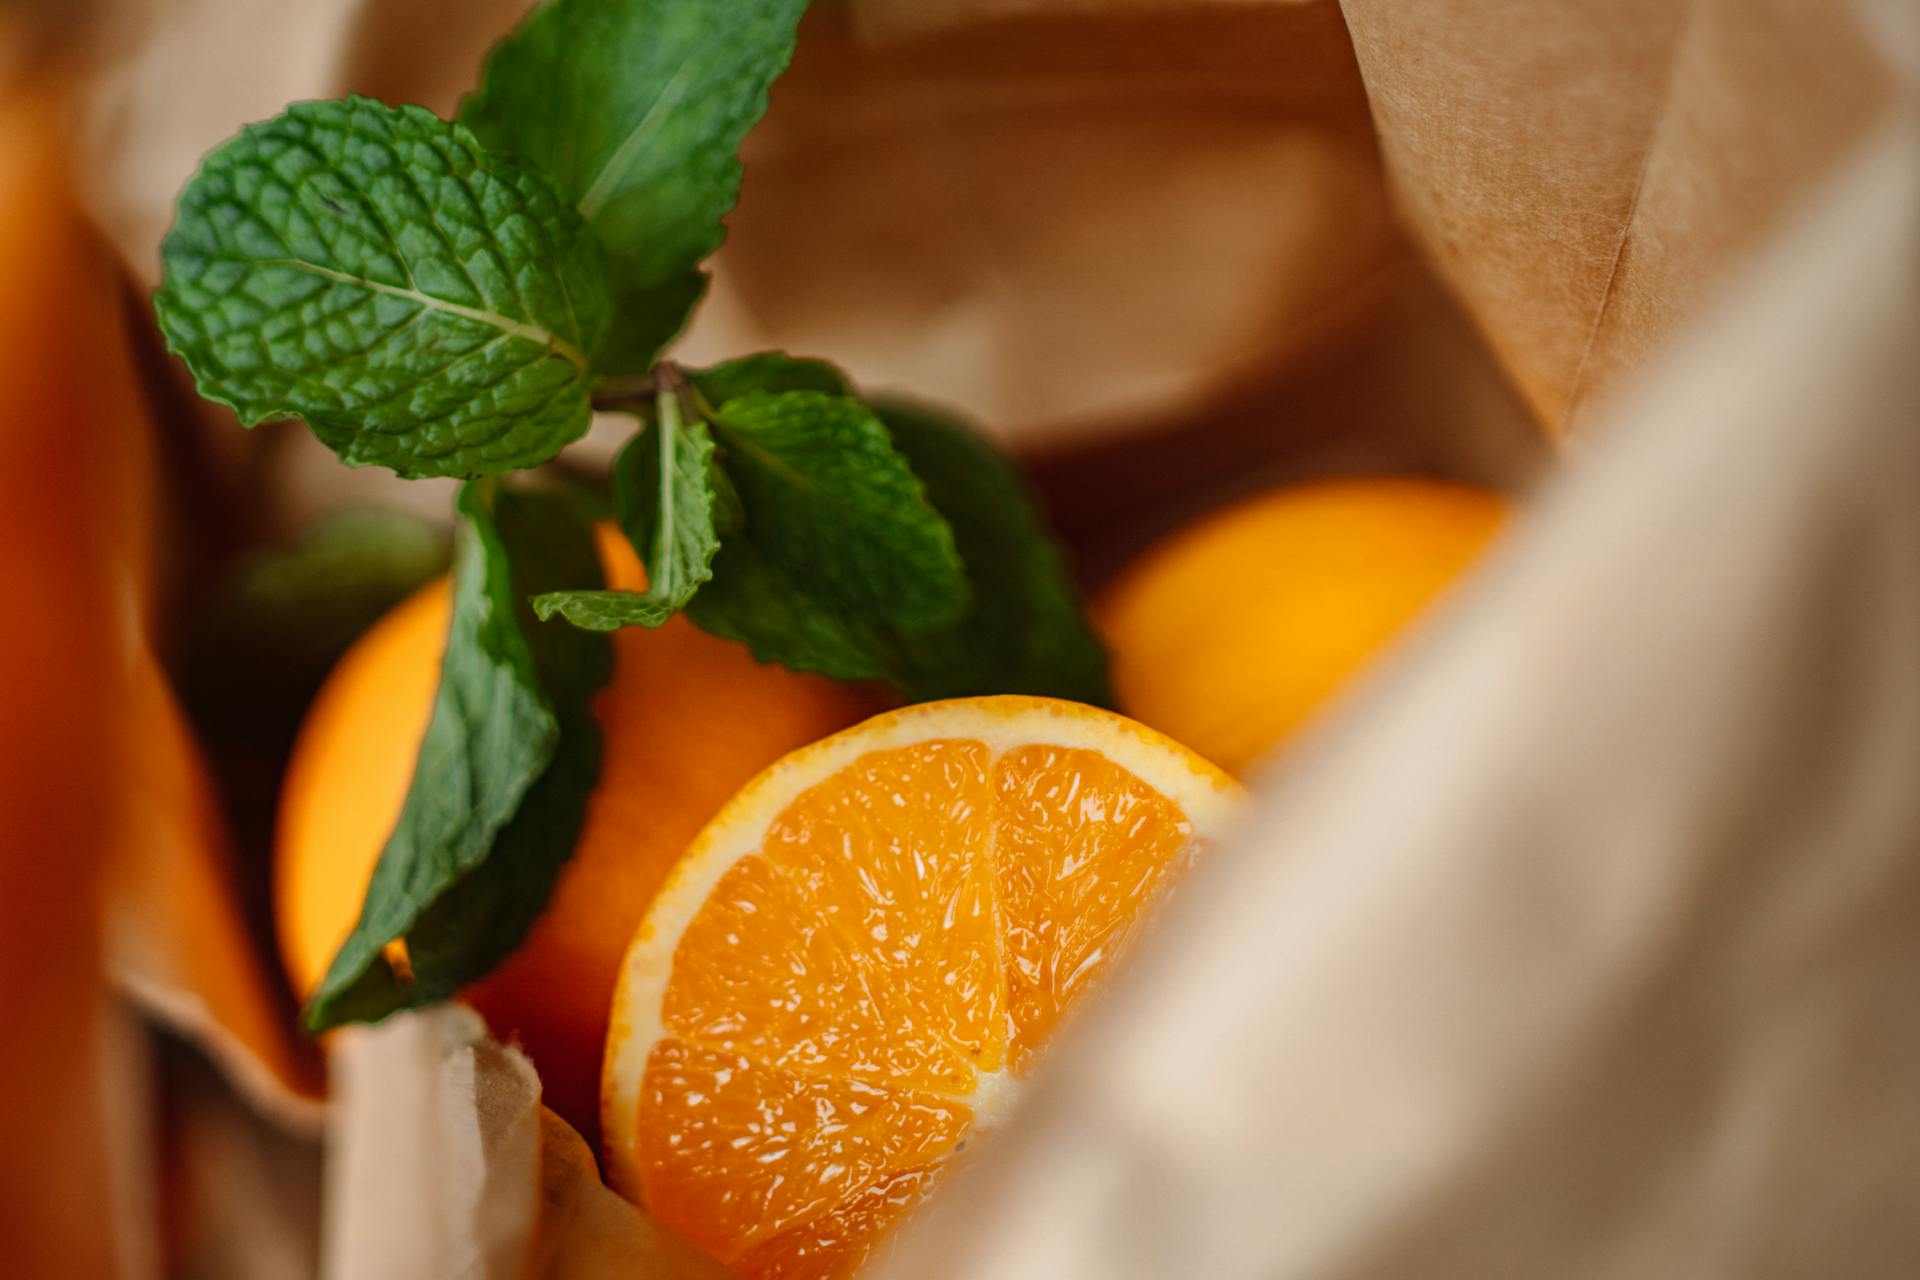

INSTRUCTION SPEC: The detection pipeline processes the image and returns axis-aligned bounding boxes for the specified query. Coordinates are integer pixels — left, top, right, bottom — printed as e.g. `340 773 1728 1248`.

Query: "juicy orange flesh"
634 739 1195 1276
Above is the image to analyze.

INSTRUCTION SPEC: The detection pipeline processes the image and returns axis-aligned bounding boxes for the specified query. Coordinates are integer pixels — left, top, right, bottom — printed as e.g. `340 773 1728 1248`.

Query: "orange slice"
602 696 1241 1278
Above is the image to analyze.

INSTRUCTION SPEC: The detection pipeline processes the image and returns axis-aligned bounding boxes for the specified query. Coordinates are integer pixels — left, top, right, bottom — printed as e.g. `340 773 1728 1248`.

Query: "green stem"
651 378 683 599
589 373 655 412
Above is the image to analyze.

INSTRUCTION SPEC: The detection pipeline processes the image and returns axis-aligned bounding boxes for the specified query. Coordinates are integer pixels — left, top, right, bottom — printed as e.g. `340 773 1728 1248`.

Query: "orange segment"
993 744 1200 1069
730 1165 950 1280
640 1039 972 1264
660 850 969 1089
604 697 1241 1278
759 740 1006 1087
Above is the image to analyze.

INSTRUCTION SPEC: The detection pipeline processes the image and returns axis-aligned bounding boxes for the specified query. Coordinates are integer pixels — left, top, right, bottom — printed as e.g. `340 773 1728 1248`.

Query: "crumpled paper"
50 0 1920 1275
322 1007 727 1280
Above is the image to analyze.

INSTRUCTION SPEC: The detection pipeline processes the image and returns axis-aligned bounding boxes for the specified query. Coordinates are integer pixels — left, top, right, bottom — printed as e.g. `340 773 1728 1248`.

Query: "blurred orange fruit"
601 696 1241 1278
1099 477 1509 774
275 528 878 1136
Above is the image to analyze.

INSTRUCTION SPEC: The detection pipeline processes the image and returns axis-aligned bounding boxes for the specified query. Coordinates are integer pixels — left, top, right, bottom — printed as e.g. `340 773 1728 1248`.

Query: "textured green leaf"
877 401 1112 705
622 388 724 606
688 352 850 406
690 399 1111 704
305 484 610 1029
531 586 679 631
462 0 808 371
533 384 721 631
155 96 611 480
713 391 966 628
687 537 897 684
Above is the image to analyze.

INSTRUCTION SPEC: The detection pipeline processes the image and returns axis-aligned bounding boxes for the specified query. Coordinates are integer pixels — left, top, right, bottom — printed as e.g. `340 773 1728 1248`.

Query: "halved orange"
602 696 1241 1278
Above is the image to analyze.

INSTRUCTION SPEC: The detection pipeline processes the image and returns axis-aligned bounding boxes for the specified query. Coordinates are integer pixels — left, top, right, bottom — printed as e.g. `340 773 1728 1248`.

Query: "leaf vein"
237 255 588 369
577 57 702 222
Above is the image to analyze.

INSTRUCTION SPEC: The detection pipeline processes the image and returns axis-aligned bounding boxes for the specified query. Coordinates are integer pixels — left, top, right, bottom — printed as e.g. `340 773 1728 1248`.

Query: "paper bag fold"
874 110 1920 1279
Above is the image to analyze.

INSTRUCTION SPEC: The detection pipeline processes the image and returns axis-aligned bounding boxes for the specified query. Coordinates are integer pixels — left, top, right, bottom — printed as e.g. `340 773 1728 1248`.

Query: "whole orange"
275 529 879 1136
1099 477 1509 774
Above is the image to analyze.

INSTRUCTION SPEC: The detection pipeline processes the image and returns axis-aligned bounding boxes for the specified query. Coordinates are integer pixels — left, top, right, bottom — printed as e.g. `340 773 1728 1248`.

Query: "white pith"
954 1062 1020 1135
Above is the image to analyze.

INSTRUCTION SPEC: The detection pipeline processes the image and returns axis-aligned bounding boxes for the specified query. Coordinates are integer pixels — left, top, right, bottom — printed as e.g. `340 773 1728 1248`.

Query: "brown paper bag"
874 111 1920 1277
50 0 1918 1274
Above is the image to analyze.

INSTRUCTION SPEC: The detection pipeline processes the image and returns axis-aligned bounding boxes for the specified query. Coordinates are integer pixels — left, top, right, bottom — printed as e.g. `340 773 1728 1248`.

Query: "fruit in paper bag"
276 529 877 1135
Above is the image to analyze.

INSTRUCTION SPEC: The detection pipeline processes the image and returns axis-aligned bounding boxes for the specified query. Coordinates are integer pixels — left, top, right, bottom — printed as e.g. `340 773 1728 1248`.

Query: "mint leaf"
713 391 967 628
689 352 850 405
689 397 1111 705
305 484 610 1029
462 0 808 371
620 386 724 605
532 380 722 631
530 582 678 631
156 97 611 480
878 401 1112 705
688 537 898 684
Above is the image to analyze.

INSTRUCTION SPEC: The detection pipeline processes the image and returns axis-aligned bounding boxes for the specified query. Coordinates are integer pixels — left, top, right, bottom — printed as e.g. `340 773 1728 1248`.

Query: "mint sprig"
156 98 610 480
461 0 809 370
533 356 1103 705
158 0 1112 1030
